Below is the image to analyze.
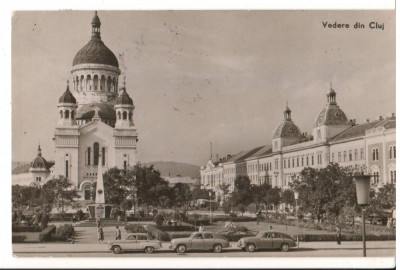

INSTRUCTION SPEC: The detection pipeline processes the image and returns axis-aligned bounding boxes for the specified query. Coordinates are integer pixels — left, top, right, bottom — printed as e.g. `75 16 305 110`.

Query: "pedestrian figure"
97 227 102 243
199 225 204 232
115 226 121 240
96 216 101 228
256 210 262 225
100 226 104 242
269 225 273 231
336 225 341 245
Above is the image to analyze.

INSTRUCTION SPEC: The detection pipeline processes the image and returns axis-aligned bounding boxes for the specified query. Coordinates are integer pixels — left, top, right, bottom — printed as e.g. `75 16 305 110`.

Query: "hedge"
12 235 26 243
155 225 195 232
219 232 257 242
126 216 154 222
124 224 146 234
12 226 42 233
39 225 56 242
187 219 211 226
52 224 74 241
299 233 396 242
167 231 193 239
146 225 171 241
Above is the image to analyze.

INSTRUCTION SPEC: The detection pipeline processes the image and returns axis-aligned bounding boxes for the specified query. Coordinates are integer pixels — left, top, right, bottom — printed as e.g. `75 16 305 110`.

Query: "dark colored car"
237 231 296 252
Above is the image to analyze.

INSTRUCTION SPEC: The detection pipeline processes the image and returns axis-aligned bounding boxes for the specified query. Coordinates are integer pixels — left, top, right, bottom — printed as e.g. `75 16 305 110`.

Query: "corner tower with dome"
53 12 138 200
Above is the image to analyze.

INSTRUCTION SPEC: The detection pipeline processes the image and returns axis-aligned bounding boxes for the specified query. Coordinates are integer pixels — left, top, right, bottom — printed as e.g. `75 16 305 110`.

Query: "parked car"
169 231 230 253
107 233 162 254
237 231 296 252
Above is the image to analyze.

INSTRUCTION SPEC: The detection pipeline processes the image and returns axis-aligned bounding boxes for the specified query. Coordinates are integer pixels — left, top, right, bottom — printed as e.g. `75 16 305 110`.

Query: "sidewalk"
13 241 395 254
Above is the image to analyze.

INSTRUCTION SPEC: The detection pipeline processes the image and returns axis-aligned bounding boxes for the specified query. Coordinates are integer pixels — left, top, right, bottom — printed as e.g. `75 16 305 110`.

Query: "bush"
153 214 165 226
39 225 56 242
124 224 146 233
167 231 193 239
12 235 26 243
146 225 170 241
220 232 257 242
53 224 74 241
12 226 42 232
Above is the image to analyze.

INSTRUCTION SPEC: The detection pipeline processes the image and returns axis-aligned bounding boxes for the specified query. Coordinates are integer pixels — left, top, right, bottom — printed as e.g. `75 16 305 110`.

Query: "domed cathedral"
53 12 138 200
312 85 352 143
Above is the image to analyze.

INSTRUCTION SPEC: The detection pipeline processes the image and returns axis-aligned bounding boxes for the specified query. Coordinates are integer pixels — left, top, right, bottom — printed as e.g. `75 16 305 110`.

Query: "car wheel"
145 246 154 254
246 243 256 252
112 246 122 254
213 244 222 253
281 243 289 252
177 244 186 254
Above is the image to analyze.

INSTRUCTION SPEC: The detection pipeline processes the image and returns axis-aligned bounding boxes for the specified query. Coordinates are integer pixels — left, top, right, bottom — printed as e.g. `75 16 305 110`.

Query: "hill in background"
145 161 200 179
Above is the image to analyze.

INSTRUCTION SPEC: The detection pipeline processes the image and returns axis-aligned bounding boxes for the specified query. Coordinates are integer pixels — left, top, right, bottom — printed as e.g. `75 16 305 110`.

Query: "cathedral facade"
11 12 139 199
52 12 138 200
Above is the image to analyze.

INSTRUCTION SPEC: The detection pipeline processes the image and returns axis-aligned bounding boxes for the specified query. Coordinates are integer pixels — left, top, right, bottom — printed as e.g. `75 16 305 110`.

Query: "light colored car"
107 233 162 254
169 231 230 253
237 231 296 252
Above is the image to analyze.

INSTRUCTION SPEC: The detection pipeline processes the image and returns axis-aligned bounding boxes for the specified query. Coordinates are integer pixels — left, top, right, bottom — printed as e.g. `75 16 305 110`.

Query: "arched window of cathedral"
112 77 116 92
100 75 105 91
94 142 99 166
65 110 70 119
86 75 92 90
60 110 63 118
94 75 99 90
80 75 84 90
117 111 121 119
107 76 111 92
71 110 74 119
76 76 79 90
123 111 127 120
129 112 132 120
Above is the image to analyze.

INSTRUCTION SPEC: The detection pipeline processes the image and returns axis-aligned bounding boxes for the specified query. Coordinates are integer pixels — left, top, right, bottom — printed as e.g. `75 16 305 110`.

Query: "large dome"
30 145 51 170
115 89 134 106
72 12 119 68
72 38 119 68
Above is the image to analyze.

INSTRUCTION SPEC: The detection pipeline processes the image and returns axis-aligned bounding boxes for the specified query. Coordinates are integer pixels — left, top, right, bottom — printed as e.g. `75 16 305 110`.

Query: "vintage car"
107 233 162 254
237 231 296 252
169 231 230 253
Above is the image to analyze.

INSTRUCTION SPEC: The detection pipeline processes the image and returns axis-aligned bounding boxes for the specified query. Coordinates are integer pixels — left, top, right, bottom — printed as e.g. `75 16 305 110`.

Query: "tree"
251 183 271 210
230 176 252 212
264 187 281 210
281 189 294 207
170 183 192 208
191 186 208 200
218 183 231 204
290 163 357 222
376 184 396 209
45 176 80 215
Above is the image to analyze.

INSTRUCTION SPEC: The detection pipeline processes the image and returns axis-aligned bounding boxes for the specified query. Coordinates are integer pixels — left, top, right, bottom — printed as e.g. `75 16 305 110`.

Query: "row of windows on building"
283 154 319 169
60 110 75 119
73 74 118 92
117 111 132 120
332 148 364 163
371 146 396 161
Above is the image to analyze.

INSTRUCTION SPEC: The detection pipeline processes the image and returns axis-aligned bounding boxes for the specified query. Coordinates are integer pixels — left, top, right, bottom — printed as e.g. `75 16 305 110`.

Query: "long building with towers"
13 12 139 201
201 87 396 208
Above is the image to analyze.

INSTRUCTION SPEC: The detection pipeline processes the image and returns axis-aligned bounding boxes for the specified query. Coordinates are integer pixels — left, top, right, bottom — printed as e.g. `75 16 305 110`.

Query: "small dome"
314 105 349 127
59 85 76 104
76 103 116 120
91 11 101 26
31 145 50 170
115 89 133 105
273 121 301 139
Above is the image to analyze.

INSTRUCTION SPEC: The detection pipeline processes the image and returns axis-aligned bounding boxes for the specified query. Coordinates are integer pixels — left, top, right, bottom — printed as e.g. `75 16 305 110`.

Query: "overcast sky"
12 10 395 166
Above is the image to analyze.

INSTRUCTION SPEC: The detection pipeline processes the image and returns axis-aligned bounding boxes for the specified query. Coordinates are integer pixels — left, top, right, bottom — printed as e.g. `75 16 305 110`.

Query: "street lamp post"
354 175 371 257
209 191 212 223
294 190 300 248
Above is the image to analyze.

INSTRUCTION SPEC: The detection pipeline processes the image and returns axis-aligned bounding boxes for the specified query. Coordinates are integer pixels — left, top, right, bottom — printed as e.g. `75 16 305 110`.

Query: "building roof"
115 89 134 106
330 116 396 142
314 104 349 127
76 103 116 120
246 145 272 159
59 85 77 104
273 121 301 139
72 13 119 68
